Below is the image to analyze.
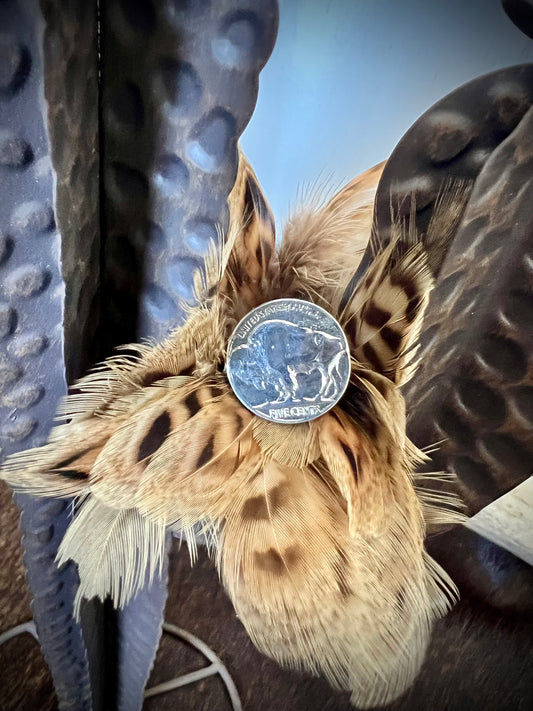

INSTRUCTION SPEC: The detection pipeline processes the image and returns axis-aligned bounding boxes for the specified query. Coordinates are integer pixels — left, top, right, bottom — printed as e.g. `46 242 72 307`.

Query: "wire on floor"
0 619 242 711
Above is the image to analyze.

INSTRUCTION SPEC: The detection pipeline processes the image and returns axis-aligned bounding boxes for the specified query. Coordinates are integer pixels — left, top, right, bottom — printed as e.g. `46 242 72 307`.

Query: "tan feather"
278 161 385 308
0 417 112 497
57 497 166 616
217 454 456 709
424 177 473 274
341 225 432 386
222 151 277 321
251 419 319 469
88 379 197 508
0 151 464 708
135 388 255 535
315 409 389 537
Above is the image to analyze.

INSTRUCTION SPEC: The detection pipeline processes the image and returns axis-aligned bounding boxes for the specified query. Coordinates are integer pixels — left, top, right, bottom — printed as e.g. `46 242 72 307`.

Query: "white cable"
0 620 39 646
144 622 243 711
143 663 218 697
0 618 242 711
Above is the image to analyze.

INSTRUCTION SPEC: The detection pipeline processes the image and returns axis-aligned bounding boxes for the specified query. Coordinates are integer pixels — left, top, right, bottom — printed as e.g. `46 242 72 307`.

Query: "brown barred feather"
0 417 112 497
340 223 432 385
223 151 277 321
423 177 473 275
217 452 455 709
0 151 464 709
315 408 390 537
135 388 255 532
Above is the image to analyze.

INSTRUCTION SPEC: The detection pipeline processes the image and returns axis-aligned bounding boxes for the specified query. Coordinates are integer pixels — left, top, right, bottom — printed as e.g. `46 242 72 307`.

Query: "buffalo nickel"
226 298 351 423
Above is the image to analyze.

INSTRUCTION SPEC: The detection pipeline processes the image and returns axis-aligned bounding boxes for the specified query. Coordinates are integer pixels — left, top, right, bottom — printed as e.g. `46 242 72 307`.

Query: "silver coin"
226 298 351 423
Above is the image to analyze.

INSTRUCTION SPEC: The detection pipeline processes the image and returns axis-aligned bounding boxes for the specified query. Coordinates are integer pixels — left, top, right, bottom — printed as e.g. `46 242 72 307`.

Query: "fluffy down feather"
1 150 465 708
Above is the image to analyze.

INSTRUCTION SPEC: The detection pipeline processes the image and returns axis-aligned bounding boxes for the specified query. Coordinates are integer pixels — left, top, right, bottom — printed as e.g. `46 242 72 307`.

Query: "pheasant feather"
1 152 464 708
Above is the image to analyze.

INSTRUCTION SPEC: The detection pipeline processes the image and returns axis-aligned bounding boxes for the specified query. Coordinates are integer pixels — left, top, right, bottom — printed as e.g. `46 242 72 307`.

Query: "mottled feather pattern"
278 161 385 310
1 152 464 708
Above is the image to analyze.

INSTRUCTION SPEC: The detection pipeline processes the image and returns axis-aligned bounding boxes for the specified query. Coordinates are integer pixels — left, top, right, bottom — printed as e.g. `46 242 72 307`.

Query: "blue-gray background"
242 0 533 229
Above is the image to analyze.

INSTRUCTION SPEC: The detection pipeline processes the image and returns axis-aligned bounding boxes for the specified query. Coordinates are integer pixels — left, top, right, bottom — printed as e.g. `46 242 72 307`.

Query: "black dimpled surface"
101 0 279 350
99 2 278 710
503 0 533 40
369 66 533 281
404 101 533 517
0 1 96 709
360 63 533 612
0 0 278 706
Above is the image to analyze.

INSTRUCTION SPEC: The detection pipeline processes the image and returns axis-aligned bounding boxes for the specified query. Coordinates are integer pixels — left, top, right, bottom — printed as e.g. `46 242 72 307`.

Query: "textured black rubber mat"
409 105 533 608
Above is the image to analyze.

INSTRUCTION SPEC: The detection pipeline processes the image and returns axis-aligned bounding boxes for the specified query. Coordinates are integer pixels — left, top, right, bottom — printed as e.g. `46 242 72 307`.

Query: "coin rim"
225 298 351 423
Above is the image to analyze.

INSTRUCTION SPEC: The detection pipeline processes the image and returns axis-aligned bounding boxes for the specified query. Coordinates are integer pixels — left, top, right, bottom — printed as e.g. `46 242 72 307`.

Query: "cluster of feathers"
1 153 465 708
